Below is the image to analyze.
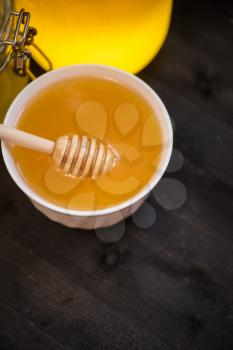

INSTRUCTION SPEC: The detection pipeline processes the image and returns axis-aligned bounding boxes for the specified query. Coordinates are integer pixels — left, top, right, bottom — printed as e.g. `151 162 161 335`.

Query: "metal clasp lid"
0 9 36 76
0 9 52 78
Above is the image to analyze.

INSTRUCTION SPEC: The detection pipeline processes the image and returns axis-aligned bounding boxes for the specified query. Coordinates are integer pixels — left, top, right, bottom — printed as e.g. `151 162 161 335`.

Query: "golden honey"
15 0 172 73
12 76 163 211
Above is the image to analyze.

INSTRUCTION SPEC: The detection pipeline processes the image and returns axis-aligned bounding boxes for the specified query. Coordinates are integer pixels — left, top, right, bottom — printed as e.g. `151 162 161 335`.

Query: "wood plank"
1 213 233 350
1 177 233 350
140 0 233 127
138 74 233 187
171 159 233 239
0 234 161 350
0 303 69 350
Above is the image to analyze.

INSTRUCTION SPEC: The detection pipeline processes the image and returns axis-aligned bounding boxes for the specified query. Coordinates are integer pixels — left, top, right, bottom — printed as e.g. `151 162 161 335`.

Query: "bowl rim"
1 64 173 217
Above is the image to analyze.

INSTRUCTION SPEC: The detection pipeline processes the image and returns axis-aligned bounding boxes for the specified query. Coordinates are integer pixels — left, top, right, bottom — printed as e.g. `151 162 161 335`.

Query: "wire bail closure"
0 8 52 78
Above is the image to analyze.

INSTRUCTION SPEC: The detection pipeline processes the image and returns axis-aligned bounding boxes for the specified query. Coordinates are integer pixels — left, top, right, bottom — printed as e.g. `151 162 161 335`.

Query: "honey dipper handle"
0 124 55 154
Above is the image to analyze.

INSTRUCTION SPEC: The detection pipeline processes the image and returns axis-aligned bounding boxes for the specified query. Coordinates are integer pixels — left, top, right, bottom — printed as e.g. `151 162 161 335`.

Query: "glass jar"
0 0 32 121
0 0 53 121
15 0 172 73
0 0 11 70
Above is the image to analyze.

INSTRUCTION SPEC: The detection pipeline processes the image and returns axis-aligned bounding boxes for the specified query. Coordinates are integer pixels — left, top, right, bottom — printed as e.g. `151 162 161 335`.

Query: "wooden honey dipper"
0 124 119 178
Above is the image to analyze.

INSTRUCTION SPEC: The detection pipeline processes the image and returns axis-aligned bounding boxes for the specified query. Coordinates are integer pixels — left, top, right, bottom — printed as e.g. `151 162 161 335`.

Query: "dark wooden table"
1 1 233 349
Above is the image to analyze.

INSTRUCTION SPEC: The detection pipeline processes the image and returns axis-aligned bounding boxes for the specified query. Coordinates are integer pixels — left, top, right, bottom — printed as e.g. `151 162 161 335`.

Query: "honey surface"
12 77 163 211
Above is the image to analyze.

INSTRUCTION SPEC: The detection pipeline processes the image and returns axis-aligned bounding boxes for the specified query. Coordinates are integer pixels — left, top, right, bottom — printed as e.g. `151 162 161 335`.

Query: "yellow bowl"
15 0 172 73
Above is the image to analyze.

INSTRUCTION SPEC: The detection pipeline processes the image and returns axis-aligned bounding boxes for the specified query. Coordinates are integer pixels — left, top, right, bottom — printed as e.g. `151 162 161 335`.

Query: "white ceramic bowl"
1 64 173 229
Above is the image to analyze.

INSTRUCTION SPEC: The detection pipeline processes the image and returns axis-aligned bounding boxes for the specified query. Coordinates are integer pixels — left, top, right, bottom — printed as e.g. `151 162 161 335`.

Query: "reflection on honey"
15 0 172 73
12 77 163 211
